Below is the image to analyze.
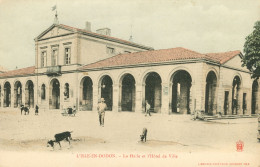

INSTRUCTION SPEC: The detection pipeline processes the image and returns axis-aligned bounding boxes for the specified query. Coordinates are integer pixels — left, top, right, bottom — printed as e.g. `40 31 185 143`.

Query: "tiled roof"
59 24 153 50
0 66 35 78
205 50 241 64
79 47 212 70
79 48 242 70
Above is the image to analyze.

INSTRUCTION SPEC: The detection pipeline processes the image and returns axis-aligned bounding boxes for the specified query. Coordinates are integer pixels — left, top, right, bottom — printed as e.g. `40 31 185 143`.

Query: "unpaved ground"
0 109 259 167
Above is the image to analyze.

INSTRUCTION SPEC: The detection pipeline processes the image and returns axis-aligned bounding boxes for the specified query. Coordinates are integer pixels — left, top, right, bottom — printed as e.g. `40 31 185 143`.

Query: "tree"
242 21 260 79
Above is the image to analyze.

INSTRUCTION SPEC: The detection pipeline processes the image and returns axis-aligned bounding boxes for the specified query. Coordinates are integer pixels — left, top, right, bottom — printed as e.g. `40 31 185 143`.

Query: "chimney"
85 21 91 32
96 28 111 36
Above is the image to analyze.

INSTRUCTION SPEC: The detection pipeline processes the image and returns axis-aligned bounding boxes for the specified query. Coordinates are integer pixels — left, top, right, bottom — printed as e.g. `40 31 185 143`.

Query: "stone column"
237 88 242 115
161 83 170 114
10 86 14 108
118 84 122 112
112 83 119 112
22 86 26 106
135 83 143 113
190 81 195 113
92 82 99 112
191 80 205 112
0 87 3 108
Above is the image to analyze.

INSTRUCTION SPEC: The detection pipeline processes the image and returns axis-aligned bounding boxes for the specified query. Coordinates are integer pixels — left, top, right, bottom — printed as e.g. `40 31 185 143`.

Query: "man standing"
35 105 39 115
145 100 151 116
97 98 107 127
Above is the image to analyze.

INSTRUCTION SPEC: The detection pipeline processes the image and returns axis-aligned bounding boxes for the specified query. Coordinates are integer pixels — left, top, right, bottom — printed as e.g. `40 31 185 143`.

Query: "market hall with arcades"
0 21 259 116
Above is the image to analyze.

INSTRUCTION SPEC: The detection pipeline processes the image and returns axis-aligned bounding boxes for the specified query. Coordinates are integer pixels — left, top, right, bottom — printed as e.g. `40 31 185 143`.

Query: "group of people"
97 98 152 127
20 104 39 115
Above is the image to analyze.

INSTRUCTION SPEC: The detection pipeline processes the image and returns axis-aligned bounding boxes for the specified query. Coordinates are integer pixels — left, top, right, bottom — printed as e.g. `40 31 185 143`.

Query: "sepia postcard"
0 0 259 166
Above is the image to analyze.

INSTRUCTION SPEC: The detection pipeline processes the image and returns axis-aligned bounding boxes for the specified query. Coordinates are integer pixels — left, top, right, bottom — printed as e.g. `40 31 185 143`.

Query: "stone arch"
80 76 93 111
4 81 11 107
117 70 137 84
169 70 192 114
204 67 219 84
99 75 113 111
119 73 136 112
231 73 243 88
251 79 259 115
25 80 34 108
142 71 162 113
205 71 218 115
49 78 60 109
14 80 22 108
168 66 194 83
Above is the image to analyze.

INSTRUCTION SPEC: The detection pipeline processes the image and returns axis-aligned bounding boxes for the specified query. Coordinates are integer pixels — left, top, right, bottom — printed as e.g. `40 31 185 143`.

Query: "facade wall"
1 25 259 115
79 35 147 65
0 60 259 116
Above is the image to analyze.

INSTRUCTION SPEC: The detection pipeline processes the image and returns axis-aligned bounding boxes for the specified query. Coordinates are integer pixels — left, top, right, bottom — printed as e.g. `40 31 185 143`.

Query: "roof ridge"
205 50 241 55
59 24 153 50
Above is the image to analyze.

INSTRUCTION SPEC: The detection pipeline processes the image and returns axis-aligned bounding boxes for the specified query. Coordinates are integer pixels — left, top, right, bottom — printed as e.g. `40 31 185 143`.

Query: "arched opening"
120 74 136 112
171 70 192 114
205 71 217 115
100 75 113 111
251 80 259 115
232 76 241 115
41 84 46 100
80 77 93 111
144 72 162 113
14 81 22 108
4 82 11 107
49 79 60 109
64 83 70 100
25 80 34 108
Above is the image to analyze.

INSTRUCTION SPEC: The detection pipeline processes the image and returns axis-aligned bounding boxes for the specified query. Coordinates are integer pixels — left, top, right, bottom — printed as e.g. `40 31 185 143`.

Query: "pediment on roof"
35 24 74 41
223 54 248 71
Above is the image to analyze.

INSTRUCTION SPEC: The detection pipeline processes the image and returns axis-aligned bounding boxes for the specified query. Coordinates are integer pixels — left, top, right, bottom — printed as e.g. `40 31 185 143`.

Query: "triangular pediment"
223 54 248 71
35 24 75 41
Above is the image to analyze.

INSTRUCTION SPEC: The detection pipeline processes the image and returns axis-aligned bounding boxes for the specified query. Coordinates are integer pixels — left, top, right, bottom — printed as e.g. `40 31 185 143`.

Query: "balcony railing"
46 66 61 76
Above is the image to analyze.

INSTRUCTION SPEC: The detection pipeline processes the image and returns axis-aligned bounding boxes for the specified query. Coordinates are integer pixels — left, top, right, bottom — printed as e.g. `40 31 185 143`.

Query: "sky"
0 0 259 70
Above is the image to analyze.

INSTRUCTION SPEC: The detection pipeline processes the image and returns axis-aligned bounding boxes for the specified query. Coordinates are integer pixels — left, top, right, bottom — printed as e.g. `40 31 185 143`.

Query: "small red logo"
236 140 244 152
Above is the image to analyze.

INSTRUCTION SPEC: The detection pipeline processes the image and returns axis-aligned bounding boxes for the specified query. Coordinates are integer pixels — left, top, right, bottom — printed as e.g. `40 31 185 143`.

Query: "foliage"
242 21 260 79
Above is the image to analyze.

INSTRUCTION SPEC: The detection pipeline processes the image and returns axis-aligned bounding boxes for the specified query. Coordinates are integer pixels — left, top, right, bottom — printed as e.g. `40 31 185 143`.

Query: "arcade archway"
120 74 135 112
100 75 113 111
25 80 34 108
171 70 192 114
232 76 241 115
144 72 162 113
49 79 60 109
205 71 217 115
80 76 93 111
251 80 259 114
14 81 22 108
4 82 11 107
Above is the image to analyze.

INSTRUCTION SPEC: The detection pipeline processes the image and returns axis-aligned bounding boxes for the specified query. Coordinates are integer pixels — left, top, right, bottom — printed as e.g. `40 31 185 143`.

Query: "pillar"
112 83 119 112
135 83 143 113
161 83 170 114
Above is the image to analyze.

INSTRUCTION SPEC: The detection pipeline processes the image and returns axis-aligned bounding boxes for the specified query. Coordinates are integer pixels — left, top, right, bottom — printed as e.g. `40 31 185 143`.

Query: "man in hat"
97 98 107 127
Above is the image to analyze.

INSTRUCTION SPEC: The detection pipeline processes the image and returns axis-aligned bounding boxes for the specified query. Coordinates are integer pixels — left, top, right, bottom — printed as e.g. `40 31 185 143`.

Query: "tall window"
51 49 58 66
65 48 71 65
41 84 46 100
41 51 47 67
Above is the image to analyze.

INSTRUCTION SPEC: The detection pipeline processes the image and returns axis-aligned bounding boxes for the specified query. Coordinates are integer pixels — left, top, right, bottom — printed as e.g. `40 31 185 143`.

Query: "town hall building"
0 21 259 116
